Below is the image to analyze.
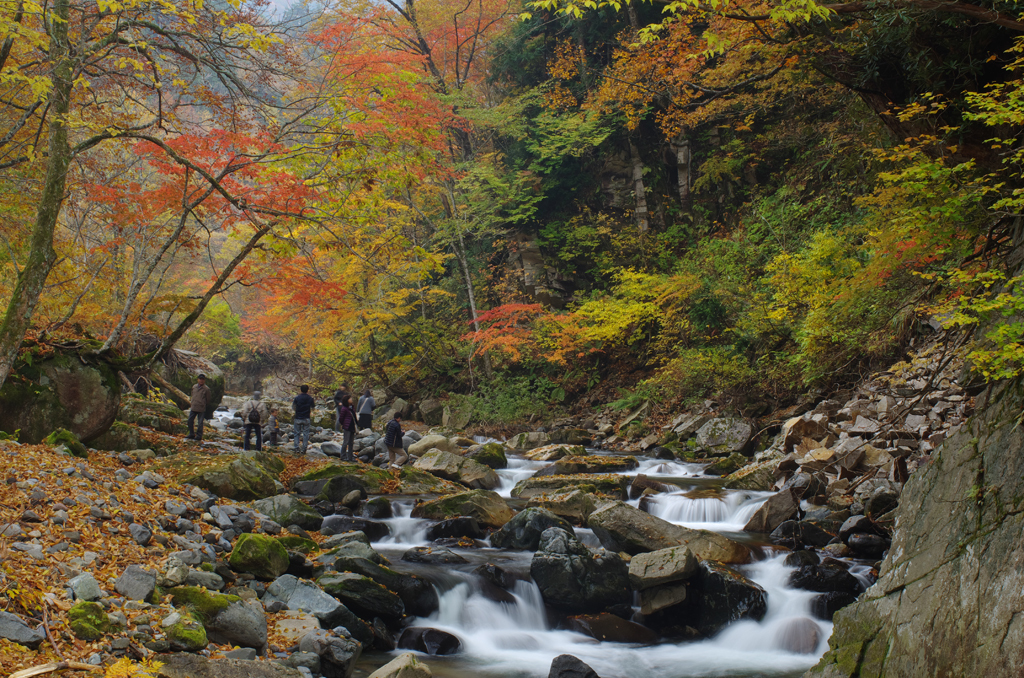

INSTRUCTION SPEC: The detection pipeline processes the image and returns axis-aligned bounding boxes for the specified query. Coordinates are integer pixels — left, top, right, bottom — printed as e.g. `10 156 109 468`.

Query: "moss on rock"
45 428 88 458
298 463 462 495
90 421 143 452
166 611 208 651
465 442 508 469
69 601 110 640
277 535 320 553
169 586 239 622
181 455 280 501
228 533 289 579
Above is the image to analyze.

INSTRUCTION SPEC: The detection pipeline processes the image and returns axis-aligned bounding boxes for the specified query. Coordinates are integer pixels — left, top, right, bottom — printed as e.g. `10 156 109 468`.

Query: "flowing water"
341 445 841 677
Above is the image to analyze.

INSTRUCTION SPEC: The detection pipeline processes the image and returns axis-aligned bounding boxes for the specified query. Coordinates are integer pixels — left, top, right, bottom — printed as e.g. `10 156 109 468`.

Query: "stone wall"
807 378 1024 676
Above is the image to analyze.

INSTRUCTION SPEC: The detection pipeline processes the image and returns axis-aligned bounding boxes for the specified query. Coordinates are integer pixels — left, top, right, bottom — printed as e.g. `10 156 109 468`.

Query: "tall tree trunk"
0 0 72 391
675 136 691 212
453 232 493 379
629 139 649 233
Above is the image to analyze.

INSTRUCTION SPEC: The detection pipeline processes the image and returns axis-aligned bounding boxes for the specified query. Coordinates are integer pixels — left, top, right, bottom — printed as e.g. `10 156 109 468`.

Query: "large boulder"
723 456 779 491
0 610 45 648
90 421 143 452
318 573 405 622
368 653 432 678
407 435 459 458
295 464 462 495
512 475 629 501
183 455 281 501
628 546 698 590
328 556 438 618
410 490 513 528
547 429 592 446
696 417 754 456
566 613 658 644
742 489 800 533
263 575 373 644
442 403 473 430
587 501 751 562
0 351 119 443
418 399 445 426
156 653 303 678
524 444 586 461
530 527 630 614
548 655 600 678
533 456 638 476
228 533 290 579
465 442 508 469
299 629 362 678
320 516 390 541
158 350 224 417
413 450 499 490
490 508 575 551
254 494 324 531
507 431 551 451
526 488 600 526
396 627 461 656
118 395 185 434
169 587 267 650
645 560 767 638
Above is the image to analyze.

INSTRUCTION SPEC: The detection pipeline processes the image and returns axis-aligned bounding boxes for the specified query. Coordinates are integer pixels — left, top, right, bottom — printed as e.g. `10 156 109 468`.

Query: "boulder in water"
788 559 863 595
402 545 468 565
507 431 551 451
408 435 459 457
368 653 432 678
425 516 485 541
329 555 438 618
775 617 823 654
743 489 800 533
396 627 461 655
513 475 630 501
411 489 513 528
318 572 405 621
810 590 859 621
490 508 575 550
588 501 751 562
534 455 638 476
527 488 600 525
320 516 390 541
413 450 499 490
671 560 767 638
639 582 688 615
530 527 630 614
547 654 601 678
465 442 508 469
628 546 698 590
299 629 362 678
566 613 658 645
769 520 834 549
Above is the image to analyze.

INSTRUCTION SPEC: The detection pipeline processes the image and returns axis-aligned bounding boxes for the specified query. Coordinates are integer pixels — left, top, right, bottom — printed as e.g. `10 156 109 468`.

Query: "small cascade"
377 500 430 546
643 490 771 531
625 458 706 477
495 458 549 498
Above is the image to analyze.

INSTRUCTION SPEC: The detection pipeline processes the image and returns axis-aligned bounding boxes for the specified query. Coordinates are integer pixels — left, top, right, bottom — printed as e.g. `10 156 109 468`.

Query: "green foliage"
449 374 567 424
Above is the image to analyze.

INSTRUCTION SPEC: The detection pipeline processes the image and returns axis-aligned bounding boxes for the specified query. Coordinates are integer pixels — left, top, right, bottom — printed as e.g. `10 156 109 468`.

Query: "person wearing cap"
186 374 212 441
240 391 269 451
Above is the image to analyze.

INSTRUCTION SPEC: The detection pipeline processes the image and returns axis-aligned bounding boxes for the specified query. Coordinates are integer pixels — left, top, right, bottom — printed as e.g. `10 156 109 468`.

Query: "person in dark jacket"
293 384 315 454
333 383 350 432
338 394 357 461
186 374 212 441
356 388 375 431
241 391 268 451
384 412 407 469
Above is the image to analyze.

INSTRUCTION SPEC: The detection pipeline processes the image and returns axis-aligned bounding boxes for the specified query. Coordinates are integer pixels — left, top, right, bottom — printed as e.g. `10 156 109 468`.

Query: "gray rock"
154 653 303 678
367 653 431 678
743 489 800 533
224 648 258 660
0 610 45 649
130 523 153 546
205 598 267 650
263 575 372 645
547 654 600 678
186 570 225 591
529 527 630 614
115 564 156 601
253 494 323 531
627 546 698 590
696 417 754 455
491 508 575 550
299 629 362 678
68 572 104 601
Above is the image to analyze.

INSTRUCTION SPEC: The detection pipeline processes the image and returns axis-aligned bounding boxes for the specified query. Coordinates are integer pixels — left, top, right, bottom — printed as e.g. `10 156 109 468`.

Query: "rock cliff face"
807 378 1024 677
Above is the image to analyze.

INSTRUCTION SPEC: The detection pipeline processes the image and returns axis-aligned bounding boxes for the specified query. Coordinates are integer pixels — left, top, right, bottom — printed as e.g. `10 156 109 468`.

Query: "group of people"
184 376 408 469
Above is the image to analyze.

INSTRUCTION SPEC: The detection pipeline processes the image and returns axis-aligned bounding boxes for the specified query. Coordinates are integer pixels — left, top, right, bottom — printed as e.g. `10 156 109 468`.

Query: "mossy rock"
166 611 208 652
723 458 777 491
298 463 462 495
536 455 638 476
704 452 748 477
169 586 240 622
118 396 185 435
90 421 143 452
0 350 119 444
228 533 289 579
181 455 281 501
277 535 320 554
253 494 323 531
241 450 286 475
511 474 630 501
45 428 88 458
410 489 514 528
68 601 110 640
465 442 508 469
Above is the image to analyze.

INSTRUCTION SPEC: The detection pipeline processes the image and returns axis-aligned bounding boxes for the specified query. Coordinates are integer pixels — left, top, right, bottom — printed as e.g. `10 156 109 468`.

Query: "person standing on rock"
267 407 280 447
293 384 315 454
356 388 375 431
333 383 350 433
384 411 407 469
185 374 212 442
241 391 268 452
338 394 357 461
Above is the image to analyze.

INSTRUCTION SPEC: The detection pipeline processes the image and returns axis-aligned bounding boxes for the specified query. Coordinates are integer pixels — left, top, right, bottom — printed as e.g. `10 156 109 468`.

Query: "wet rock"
410 489 514 528
788 559 864 595
0 610 45 648
783 550 820 568
254 494 323 531
465 442 508 470
321 516 391 541
649 560 767 638
864 490 899 521
628 474 673 499
524 444 586 461
534 456 638 476
547 654 600 678
639 582 688 615
475 563 520 590
810 591 859 621
299 629 362 678
588 501 751 562
368 653 430 678
530 527 630 614
264 575 369 637
425 516 485 541
743 489 799 533
847 532 891 558
414 450 499 490
397 626 461 655
402 545 468 565
566 613 658 644
839 514 877 541
628 546 697 590
329 556 438 618
774 617 822 654
722 457 778 491
362 497 393 519
506 432 552 451
318 572 405 621
491 508 575 550
769 520 834 549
